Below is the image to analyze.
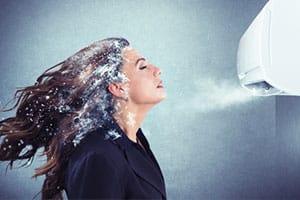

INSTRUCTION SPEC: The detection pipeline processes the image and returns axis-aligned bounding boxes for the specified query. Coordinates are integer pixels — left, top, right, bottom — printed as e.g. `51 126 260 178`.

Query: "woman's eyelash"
139 65 147 70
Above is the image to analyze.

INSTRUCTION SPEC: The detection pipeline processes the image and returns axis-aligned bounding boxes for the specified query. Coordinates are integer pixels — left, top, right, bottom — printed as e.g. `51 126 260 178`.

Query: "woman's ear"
108 83 125 98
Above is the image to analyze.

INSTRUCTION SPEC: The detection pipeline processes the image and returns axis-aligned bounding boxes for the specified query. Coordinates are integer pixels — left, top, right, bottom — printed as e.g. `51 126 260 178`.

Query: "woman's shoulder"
65 128 130 197
68 127 123 165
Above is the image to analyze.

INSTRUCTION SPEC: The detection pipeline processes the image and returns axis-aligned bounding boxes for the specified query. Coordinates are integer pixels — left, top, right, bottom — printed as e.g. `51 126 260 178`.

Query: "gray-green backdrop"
1 0 300 199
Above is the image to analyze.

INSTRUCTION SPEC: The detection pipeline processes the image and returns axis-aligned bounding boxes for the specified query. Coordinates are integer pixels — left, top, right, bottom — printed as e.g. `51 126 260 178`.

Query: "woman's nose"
153 65 162 77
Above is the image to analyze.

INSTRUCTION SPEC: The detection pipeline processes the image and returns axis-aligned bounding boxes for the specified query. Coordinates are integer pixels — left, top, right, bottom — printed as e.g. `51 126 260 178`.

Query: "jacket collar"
103 118 166 198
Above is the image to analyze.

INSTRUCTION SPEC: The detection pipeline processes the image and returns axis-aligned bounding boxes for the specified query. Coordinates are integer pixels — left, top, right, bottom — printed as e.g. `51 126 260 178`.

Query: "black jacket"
65 119 166 199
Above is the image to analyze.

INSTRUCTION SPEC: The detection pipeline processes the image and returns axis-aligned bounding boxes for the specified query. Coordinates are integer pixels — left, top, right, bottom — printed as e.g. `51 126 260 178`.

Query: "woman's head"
57 38 166 145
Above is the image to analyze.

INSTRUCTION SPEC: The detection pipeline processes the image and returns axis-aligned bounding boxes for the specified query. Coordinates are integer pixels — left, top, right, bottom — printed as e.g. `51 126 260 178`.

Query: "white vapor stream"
182 78 261 113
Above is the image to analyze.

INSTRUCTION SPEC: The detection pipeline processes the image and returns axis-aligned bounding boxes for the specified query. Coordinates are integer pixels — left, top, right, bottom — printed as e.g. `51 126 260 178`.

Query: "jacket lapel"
124 142 166 198
103 119 166 198
137 129 165 182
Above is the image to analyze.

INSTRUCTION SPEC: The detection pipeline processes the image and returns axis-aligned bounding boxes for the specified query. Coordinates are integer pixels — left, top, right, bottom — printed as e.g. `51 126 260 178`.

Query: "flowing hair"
0 37 130 199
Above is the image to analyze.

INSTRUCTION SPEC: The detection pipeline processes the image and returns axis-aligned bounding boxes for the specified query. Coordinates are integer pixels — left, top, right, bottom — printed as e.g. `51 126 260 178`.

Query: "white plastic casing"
237 0 300 96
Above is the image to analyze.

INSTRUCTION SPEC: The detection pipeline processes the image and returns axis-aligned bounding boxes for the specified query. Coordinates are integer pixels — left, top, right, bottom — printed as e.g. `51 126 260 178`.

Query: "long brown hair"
0 37 130 199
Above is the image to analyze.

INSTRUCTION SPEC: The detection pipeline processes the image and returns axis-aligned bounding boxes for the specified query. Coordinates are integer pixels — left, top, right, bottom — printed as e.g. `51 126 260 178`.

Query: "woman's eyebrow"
135 57 146 66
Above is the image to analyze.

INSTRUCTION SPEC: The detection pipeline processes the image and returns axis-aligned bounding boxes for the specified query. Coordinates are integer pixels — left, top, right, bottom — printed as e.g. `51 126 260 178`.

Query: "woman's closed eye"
139 65 147 70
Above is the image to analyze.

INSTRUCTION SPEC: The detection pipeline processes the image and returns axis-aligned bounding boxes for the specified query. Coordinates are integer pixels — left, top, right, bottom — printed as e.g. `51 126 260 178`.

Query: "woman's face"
121 48 167 106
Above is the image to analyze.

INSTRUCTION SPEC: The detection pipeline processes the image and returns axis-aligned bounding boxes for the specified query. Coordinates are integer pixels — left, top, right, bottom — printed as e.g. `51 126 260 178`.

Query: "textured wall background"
2 0 299 199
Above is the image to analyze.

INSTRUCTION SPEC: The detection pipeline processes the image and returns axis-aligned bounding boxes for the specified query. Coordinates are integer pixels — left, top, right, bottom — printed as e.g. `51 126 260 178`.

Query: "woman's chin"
155 92 167 104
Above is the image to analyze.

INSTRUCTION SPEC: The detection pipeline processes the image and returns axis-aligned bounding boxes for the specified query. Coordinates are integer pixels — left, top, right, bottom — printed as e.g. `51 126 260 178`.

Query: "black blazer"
65 119 166 199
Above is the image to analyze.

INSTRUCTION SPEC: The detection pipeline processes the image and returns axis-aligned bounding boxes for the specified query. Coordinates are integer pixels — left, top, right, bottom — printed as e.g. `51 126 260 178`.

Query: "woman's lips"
157 81 164 88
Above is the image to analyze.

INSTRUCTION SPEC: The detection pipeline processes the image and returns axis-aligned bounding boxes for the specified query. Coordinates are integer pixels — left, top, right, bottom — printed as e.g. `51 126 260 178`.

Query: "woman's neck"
113 102 151 143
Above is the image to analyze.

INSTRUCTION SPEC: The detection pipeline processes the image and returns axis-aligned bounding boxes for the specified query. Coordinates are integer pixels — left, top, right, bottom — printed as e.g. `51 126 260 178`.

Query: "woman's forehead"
122 47 143 63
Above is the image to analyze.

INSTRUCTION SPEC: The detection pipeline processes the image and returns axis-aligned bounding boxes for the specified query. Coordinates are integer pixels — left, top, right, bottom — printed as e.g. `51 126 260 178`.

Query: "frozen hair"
0 37 130 199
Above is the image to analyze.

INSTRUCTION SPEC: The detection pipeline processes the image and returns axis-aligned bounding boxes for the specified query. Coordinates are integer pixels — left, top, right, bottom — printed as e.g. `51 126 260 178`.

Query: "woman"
0 37 167 199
